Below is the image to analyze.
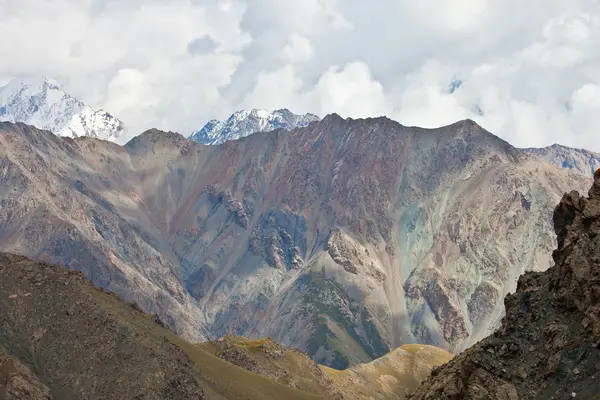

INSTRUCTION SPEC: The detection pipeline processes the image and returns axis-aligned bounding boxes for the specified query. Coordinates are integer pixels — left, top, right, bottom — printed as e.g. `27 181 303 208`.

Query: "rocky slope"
189 108 319 144
0 77 124 141
0 253 446 400
524 144 600 177
0 118 592 368
410 169 600 399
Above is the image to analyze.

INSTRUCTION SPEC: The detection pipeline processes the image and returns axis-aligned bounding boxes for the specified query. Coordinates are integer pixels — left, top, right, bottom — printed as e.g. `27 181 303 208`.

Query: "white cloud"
312 62 390 117
240 62 390 118
282 34 313 63
2 0 600 150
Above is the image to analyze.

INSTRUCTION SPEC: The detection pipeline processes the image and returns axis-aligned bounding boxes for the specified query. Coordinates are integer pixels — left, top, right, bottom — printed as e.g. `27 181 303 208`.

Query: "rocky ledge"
410 169 600 400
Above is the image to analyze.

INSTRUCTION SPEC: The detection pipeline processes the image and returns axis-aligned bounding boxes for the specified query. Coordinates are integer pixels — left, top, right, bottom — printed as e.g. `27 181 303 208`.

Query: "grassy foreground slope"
0 253 319 400
0 252 450 399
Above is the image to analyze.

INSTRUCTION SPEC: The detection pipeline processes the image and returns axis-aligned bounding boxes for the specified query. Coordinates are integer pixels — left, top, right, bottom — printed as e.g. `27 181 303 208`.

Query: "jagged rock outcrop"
410 169 600 399
0 118 593 367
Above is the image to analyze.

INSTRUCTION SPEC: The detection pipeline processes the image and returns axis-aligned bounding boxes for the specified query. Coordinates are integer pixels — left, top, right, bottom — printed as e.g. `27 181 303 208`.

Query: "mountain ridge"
523 143 600 177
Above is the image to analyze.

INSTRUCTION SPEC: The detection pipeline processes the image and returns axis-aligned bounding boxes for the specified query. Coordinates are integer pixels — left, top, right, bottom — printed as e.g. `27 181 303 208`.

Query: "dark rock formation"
410 169 600 399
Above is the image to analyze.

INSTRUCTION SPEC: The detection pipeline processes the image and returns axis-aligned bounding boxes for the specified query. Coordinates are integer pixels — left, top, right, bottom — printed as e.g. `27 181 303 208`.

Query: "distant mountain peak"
189 108 320 145
524 143 600 177
0 76 125 142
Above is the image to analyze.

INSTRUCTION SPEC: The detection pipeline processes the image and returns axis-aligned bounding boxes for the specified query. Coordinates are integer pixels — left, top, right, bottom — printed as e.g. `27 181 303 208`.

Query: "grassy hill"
0 252 450 399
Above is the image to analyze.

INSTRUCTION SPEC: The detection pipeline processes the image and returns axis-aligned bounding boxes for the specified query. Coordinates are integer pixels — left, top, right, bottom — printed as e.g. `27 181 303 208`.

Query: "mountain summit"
0 76 124 141
189 108 320 144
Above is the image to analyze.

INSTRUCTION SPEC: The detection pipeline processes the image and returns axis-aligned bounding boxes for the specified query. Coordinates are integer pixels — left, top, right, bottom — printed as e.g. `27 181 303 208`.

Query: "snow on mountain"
524 143 600 177
0 76 124 141
189 108 320 145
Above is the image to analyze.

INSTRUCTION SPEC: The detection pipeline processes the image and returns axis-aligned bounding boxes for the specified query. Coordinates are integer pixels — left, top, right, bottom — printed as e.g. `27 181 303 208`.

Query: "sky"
1 0 600 150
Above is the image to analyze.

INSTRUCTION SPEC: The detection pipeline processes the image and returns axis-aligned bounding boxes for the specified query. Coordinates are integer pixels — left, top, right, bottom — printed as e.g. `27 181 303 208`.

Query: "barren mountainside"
0 117 592 368
410 169 600 399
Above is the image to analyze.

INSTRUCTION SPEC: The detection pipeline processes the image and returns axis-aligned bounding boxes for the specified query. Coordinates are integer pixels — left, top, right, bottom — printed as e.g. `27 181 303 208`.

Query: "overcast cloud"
1 0 600 150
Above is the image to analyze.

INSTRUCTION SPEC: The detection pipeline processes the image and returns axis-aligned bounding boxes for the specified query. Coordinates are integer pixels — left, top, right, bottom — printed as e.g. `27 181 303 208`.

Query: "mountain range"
0 77 125 141
0 77 321 146
0 114 594 369
1 75 600 399
3 75 599 176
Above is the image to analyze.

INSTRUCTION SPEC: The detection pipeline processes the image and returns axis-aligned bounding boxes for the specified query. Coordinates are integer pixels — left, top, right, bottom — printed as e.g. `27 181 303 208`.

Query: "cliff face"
0 119 592 367
410 169 600 399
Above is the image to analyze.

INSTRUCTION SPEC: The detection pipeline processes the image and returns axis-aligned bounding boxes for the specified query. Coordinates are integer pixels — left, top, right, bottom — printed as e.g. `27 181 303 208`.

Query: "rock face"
0 118 592 368
189 108 319 144
0 77 124 141
410 169 600 400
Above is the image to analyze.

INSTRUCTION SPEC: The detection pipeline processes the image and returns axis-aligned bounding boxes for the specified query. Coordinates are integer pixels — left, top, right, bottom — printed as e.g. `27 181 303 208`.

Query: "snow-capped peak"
0 76 125 141
189 108 320 145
